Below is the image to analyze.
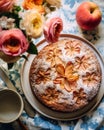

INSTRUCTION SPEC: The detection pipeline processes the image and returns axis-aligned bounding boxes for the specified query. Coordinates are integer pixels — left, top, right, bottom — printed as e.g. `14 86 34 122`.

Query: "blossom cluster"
0 0 63 68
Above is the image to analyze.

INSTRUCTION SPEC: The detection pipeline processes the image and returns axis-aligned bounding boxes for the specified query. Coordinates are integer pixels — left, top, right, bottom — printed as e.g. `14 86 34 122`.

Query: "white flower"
0 16 15 29
45 0 62 8
20 10 45 38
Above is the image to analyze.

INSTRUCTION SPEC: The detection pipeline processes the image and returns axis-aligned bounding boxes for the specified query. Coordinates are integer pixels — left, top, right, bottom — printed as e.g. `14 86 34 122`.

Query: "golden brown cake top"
29 38 101 112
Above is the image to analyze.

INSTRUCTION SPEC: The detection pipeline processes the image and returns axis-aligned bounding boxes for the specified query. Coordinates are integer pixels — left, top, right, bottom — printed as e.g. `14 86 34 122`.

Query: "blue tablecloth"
0 0 104 130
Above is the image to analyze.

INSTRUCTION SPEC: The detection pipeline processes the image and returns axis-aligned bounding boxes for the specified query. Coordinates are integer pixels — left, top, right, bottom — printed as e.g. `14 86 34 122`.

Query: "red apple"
76 2 102 30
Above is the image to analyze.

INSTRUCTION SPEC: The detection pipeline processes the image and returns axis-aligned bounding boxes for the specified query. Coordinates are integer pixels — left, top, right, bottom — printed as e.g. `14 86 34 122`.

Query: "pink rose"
0 0 15 12
43 17 63 43
0 28 29 56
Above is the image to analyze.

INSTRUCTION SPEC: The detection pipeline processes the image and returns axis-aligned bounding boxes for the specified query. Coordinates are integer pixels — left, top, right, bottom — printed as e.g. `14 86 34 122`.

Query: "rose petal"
0 0 15 12
43 17 63 43
0 28 29 56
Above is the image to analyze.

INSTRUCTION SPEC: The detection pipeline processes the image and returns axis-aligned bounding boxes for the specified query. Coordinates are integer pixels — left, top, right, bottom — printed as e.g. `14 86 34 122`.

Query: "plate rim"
20 34 104 121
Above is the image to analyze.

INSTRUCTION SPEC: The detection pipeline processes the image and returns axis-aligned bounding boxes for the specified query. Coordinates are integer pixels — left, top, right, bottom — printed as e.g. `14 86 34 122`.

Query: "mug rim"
0 88 24 123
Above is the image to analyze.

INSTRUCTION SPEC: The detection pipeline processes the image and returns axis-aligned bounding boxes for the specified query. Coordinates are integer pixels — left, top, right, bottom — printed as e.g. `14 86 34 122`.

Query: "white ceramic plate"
21 34 104 121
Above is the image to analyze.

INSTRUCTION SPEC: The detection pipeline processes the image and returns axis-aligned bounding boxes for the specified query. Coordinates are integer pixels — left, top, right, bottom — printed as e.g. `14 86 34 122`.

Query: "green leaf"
13 5 21 13
27 42 38 55
7 63 14 69
21 55 28 60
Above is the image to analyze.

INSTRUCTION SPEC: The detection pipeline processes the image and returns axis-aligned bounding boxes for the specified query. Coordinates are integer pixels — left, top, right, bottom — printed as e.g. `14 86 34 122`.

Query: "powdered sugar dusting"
30 38 101 112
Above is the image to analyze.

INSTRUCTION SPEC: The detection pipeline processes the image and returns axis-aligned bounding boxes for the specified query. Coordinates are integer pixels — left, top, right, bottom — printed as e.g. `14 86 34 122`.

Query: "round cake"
29 38 101 112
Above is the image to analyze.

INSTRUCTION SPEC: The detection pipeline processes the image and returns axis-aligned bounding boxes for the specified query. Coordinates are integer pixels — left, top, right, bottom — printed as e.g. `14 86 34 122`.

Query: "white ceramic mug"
0 88 24 123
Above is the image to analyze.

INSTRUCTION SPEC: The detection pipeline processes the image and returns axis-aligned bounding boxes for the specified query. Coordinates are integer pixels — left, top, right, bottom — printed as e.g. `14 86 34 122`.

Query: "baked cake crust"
29 38 101 112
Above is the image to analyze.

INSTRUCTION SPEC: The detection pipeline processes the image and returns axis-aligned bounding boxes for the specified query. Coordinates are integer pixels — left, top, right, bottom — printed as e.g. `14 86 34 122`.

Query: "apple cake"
29 38 101 112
